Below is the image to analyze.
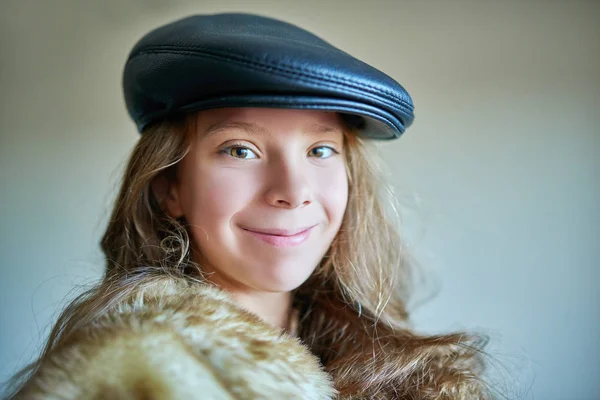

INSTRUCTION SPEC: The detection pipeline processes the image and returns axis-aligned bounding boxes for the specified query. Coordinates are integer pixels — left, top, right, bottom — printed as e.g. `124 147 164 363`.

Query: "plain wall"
1 1 598 398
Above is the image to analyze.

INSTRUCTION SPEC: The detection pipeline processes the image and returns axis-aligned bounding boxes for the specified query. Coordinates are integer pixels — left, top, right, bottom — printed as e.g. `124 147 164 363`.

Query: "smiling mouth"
241 225 317 247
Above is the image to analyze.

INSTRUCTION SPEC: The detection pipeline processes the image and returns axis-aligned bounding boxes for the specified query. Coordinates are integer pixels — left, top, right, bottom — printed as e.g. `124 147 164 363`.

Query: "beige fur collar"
18 277 337 399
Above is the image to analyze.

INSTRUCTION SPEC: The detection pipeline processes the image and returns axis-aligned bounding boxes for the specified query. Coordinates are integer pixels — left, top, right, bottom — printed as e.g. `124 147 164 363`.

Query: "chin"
250 263 316 293
252 275 309 293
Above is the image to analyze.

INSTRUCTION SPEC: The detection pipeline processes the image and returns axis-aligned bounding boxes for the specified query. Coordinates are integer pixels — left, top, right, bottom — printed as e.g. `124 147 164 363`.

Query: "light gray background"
1 1 598 398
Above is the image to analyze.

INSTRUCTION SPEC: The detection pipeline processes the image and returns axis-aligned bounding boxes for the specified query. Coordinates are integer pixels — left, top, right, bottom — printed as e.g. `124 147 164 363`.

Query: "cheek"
314 163 349 226
181 165 262 226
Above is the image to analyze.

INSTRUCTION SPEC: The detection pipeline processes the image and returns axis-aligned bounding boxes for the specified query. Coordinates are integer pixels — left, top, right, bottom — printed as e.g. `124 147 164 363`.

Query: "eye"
309 146 337 159
222 146 258 159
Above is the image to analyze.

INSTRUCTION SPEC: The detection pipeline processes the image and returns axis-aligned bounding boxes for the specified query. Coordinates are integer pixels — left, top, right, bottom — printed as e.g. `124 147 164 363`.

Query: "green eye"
225 146 257 159
309 146 336 159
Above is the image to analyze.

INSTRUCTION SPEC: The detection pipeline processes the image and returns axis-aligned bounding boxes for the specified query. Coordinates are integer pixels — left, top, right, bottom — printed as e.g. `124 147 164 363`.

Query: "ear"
151 174 185 218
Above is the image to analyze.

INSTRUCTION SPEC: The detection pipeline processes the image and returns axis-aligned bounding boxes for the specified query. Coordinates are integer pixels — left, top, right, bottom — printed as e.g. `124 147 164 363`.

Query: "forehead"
192 108 346 138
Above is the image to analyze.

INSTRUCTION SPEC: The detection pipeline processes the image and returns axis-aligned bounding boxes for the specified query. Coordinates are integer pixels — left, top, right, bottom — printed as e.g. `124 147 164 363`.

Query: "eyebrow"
201 120 343 138
305 123 342 135
202 121 271 138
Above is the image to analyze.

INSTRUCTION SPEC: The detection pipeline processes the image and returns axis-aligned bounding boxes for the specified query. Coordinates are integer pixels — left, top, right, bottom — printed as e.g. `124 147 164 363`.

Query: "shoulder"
17 276 336 399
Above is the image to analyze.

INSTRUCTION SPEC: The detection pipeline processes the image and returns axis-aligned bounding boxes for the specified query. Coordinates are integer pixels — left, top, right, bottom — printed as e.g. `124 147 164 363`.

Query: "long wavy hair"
5 112 492 399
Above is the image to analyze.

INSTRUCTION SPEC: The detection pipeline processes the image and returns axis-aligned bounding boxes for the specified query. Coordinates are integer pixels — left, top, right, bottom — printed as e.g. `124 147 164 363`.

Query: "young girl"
7 13 490 399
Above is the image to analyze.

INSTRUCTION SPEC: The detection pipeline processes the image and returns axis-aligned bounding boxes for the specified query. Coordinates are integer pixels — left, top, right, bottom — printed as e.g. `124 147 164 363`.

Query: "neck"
228 290 292 329
200 264 292 329
193 251 293 329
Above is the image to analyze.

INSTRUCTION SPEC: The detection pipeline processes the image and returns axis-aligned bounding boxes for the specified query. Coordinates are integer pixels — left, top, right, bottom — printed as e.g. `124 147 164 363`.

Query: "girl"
7 13 490 399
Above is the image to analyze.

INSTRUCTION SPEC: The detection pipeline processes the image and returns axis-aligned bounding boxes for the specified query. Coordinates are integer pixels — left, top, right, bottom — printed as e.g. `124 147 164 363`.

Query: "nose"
264 157 313 209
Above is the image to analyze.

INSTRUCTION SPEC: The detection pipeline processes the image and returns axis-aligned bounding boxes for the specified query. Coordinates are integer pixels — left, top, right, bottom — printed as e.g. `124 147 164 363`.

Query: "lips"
241 225 317 247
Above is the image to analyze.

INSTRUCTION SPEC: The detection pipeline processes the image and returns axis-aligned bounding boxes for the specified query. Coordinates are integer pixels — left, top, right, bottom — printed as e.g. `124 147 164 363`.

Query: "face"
164 108 349 293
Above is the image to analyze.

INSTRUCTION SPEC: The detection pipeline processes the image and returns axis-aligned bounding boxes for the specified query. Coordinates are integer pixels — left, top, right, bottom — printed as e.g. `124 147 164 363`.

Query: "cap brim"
162 95 407 140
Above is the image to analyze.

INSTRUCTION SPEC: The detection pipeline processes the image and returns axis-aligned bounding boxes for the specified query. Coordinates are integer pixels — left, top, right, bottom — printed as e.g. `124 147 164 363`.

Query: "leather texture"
123 13 415 139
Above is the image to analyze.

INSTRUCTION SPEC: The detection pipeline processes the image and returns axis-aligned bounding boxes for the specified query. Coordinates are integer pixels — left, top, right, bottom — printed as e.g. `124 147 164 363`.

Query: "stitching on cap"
149 102 400 139
130 46 414 111
133 46 412 109
132 49 410 113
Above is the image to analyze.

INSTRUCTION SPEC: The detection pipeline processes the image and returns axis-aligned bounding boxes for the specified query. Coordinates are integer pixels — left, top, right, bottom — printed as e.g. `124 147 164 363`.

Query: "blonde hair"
5 113 492 398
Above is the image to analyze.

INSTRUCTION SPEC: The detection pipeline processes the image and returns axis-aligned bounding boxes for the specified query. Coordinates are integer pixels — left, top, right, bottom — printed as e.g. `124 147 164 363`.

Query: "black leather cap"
123 13 415 139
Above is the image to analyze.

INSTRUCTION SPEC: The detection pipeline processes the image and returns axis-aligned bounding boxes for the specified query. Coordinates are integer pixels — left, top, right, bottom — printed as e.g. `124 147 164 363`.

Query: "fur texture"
14 276 490 399
15 277 337 399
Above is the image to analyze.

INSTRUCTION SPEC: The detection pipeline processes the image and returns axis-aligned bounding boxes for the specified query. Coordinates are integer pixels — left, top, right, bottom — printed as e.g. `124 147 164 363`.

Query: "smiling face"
164 108 349 293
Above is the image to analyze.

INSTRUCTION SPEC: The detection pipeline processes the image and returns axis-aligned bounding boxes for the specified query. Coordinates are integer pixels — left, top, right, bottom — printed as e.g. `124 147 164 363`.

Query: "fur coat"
15 277 337 399
14 276 490 399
